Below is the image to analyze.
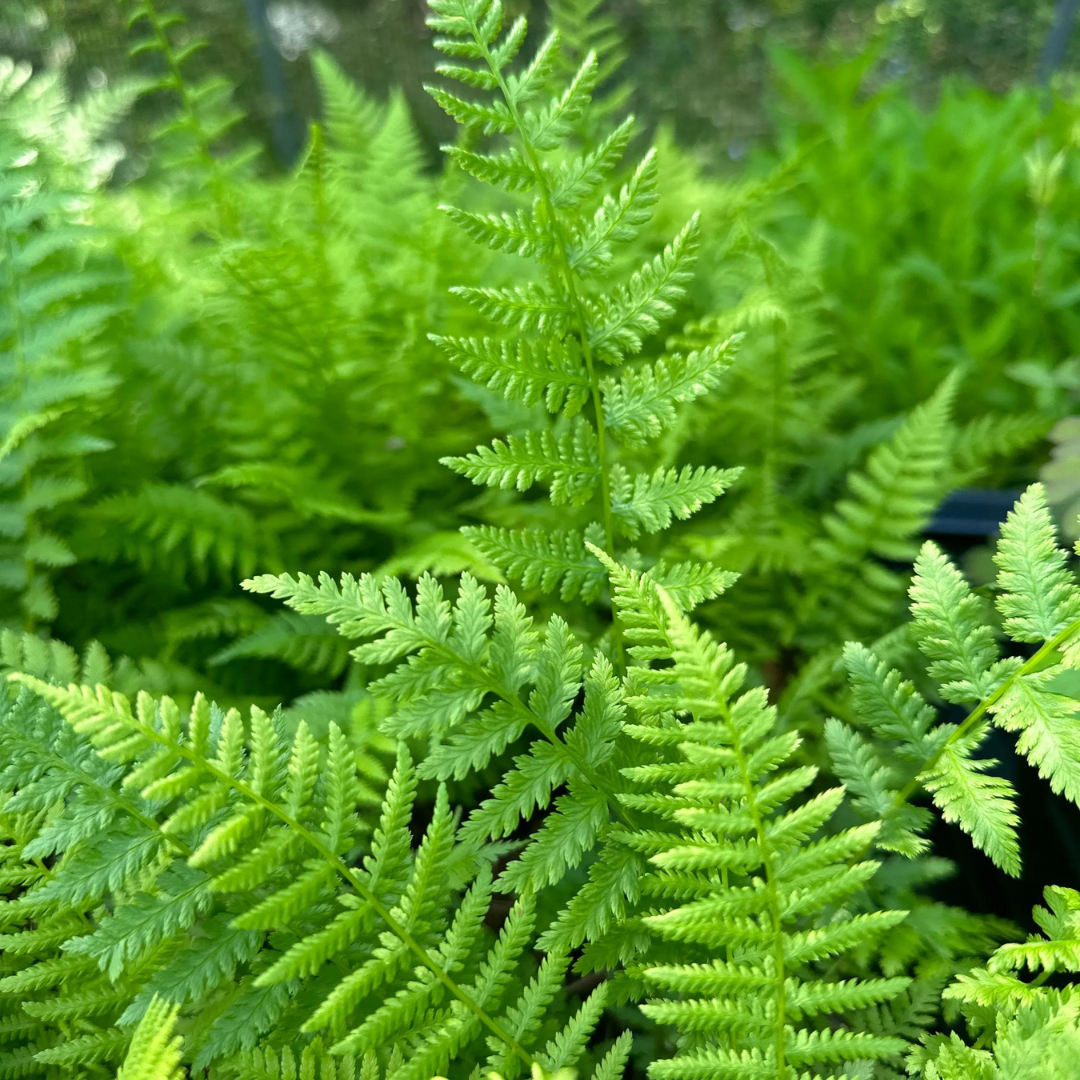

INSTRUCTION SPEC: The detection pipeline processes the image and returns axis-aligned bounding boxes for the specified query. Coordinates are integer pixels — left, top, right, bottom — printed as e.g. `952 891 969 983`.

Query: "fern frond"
118 0 255 231
462 525 607 601
426 0 733 649
909 542 1002 703
610 464 741 539
588 552 909 1079
115 996 183 1080
602 339 739 447
433 335 590 416
802 371 960 643
245 566 650 959
442 426 600 504
832 485 1080 879
994 483 1080 643
586 215 701 364
926 887 1080 1077
8 677 552 1074
85 484 282 582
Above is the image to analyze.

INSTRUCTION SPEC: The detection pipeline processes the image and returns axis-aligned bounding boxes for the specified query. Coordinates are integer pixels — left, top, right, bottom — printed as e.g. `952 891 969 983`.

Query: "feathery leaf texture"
921 887 1080 1078
800 371 961 644
829 483 1080 879
116 997 183 1080
243 568 636 913
2 676 583 1078
0 131 118 626
590 550 910 1080
427 0 732 615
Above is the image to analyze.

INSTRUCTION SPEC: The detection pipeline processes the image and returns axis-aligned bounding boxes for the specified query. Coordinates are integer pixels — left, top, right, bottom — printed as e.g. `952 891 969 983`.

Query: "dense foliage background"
2 0 1078 165
3 1 1080 1077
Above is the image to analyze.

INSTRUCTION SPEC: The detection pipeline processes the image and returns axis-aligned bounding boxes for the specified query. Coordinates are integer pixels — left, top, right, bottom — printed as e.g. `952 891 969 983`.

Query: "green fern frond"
85 484 282 583
442 425 600 505
610 464 741 539
0 133 119 628
830 484 1080 879
5 676 564 1076
118 0 256 232
115 996 183 1080
994 484 1080 643
602 338 740 448
922 888 1080 1078
801 371 960 643
427 0 736 649
462 525 607 601
225 1038 364 1080
588 551 910 1080
244 570 630 895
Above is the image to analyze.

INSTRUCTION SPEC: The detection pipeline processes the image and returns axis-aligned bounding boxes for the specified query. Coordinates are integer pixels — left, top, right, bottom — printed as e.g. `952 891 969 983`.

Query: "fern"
427 0 740 629
117 0 256 233
594 555 911 1080
62 50 490 695
243 568 638 929
913 887 1080 1079
0 3 1076 1079
4 670 622 1078
828 484 1080 878
798 370 961 646
116 997 184 1080
0 128 120 629
225 1039 364 1080
0 55 146 192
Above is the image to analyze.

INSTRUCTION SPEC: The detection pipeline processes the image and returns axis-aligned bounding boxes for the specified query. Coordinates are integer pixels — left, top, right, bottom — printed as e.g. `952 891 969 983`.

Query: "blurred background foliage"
1 0 1079 697
0 0 1074 171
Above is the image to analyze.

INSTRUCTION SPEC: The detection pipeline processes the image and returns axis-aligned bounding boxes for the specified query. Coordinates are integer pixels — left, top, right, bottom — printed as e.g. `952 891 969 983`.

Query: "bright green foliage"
599 561 910 1080
798 370 961 646
243 567 642 950
912 887 1080 1079
225 1040 363 1080
1 3 1079 1079
28 39 496 696
828 483 1080 878
116 0 256 232
0 130 119 628
772 47 1080 426
116 997 184 1080
0 56 147 192
426 0 741 640
1 674 616 1079
668 211 1039 704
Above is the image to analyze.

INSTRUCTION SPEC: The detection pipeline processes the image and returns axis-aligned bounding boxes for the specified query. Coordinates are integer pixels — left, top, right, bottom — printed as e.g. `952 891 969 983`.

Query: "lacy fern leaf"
829 484 1080 879
426 0 737 635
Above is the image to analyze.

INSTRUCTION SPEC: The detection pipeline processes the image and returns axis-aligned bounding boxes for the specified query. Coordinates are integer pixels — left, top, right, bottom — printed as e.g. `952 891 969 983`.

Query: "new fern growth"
426 0 741 643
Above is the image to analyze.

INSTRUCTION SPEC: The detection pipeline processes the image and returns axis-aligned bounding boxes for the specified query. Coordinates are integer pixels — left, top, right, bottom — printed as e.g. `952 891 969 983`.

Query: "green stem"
891 615 1080 814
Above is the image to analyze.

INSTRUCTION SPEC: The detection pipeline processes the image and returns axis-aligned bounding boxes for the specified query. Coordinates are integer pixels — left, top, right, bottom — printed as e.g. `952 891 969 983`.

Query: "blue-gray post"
1040 0 1080 85
243 0 304 166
